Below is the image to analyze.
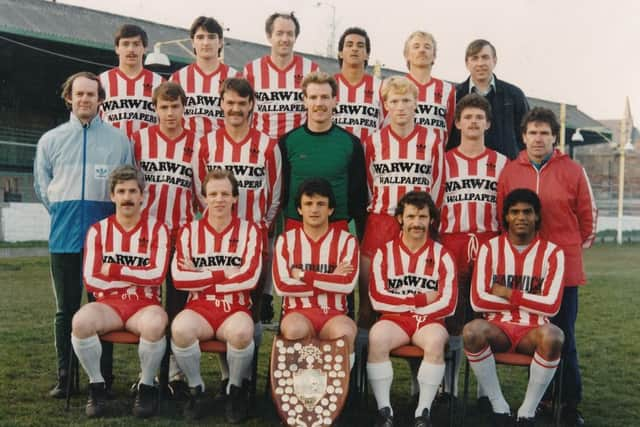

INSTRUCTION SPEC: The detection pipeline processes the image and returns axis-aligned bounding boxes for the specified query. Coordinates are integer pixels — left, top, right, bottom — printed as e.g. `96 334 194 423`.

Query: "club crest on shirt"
94 165 109 179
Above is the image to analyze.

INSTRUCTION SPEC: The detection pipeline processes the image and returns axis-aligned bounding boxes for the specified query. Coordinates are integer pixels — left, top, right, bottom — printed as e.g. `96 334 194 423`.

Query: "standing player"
171 16 238 136
170 169 262 422
367 191 457 427
100 24 163 140
73 166 169 418
279 71 367 239
333 27 383 143
464 189 565 426
33 72 133 398
243 12 319 139
399 31 455 142
272 178 359 368
358 75 444 329
447 39 529 159
132 81 198 393
439 94 508 396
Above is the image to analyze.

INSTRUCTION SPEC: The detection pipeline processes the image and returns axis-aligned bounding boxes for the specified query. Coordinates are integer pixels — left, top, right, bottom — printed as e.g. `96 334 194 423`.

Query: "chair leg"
553 358 564 427
250 344 258 407
459 358 470 427
448 349 457 427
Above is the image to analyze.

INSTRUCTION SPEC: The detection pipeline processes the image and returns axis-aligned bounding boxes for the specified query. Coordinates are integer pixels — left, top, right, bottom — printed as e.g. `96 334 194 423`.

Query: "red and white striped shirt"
273 228 359 314
243 55 319 139
195 128 282 229
100 68 164 139
170 63 238 136
83 215 170 300
132 126 198 235
383 75 455 143
370 237 457 320
471 234 565 326
333 73 383 143
440 148 508 234
171 217 262 307
365 125 444 215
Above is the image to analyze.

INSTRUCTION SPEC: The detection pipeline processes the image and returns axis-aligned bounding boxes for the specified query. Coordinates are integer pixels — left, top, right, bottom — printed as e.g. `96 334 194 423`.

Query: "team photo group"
33 10 596 427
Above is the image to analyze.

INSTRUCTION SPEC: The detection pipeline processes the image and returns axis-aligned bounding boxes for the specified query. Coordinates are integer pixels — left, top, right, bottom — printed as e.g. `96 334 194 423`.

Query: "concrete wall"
0 202 49 241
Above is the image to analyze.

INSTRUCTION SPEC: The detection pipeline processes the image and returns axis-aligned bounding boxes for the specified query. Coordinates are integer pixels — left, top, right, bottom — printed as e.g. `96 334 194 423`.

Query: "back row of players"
35 12 595 427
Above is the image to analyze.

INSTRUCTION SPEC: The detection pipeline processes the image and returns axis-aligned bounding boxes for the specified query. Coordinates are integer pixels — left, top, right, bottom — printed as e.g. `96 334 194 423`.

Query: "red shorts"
441 231 498 278
491 320 537 352
283 307 346 335
98 294 160 323
378 313 445 338
361 213 400 258
185 297 251 331
284 218 349 233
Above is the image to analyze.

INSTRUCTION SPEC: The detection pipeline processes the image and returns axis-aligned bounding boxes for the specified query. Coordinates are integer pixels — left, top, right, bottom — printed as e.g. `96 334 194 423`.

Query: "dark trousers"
50 253 84 374
551 286 582 404
50 253 113 379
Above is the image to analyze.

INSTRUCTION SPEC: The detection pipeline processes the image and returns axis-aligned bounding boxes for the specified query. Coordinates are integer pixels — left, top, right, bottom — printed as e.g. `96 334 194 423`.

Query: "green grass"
0 240 47 248
0 244 638 426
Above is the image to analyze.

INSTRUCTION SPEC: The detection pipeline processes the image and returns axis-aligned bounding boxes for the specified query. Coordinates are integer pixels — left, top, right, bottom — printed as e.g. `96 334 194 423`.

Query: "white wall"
0 203 49 242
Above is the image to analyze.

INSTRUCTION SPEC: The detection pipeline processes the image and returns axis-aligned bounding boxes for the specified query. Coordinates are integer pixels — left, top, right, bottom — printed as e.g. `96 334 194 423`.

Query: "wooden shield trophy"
271 335 350 426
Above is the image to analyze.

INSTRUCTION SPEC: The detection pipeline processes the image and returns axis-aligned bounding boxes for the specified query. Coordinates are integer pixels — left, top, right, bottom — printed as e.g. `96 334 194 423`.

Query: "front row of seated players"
367 191 457 427
72 165 170 418
170 168 262 422
272 178 359 370
464 188 565 427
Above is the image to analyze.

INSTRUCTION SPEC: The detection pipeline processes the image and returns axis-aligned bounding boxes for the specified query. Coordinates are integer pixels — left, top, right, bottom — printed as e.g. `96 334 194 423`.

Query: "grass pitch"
0 243 638 426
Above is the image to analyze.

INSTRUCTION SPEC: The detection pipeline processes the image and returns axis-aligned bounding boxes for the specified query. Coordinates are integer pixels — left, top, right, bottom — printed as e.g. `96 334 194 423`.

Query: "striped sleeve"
471 240 514 313
369 247 415 313
214 223 262 293
414 248 457 318
303 234 359 294
272 234 314 297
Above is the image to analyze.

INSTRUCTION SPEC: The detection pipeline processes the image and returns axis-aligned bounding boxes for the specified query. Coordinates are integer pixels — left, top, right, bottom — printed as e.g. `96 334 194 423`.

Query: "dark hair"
189 16 224 55
201 169 239 197
152 82 187 106
114 24 148 47
394 191 440 240
455 93 492 122
265 12 300 37
502 188 541 231
520 107 561 137
220 77 255 105
60 71 105 108
465 39 496 61
109 165 145 194
295 178 336 210
337 27 370 67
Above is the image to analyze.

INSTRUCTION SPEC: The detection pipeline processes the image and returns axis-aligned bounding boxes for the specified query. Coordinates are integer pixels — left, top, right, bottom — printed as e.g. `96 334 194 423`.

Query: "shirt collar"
469 74 496 96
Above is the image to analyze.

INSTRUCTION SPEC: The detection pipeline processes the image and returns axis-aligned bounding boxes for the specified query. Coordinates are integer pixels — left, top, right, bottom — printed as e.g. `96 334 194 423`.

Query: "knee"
140 310 168 341
171 316 195 347
462 320 486 351
540 325 565 356
71 309 94 338
281 316 311 340
228 323 254 348
367 328 391 359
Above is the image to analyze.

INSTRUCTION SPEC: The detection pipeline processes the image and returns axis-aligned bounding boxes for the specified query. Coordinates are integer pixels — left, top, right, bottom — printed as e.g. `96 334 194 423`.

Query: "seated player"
71 165 170 418
367 191 457 427
170 169 262 422
463 189 565 427
273 178 359 367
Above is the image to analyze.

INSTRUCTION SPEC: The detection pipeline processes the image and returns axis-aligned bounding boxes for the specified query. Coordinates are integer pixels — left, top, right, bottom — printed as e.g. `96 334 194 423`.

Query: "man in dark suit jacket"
447 39 529 160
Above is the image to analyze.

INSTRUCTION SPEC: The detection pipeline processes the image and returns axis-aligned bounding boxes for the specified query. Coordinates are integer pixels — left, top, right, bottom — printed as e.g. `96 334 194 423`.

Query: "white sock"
517 352 560 419
415 361 446 417
444 335 463 395
226 341 255 391
171 340 204 390
408 358 420 396
349 353 355 370
367 361 393 413
138 337 166 386
71 334 104 384
217 354 230 381
465 346 510 414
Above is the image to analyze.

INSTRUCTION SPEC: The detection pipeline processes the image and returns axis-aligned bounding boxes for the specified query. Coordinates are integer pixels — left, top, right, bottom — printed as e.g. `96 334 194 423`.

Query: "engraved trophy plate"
271 336 350 426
